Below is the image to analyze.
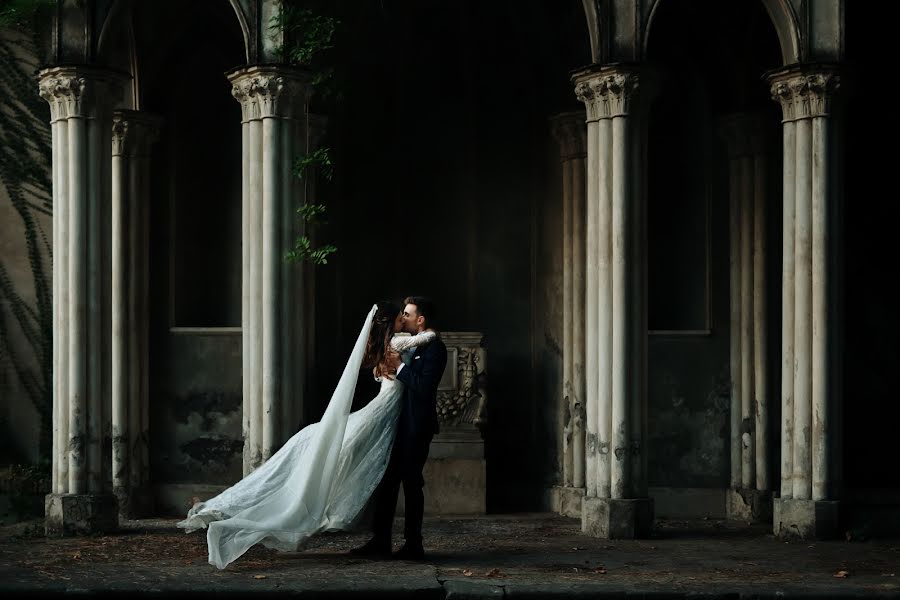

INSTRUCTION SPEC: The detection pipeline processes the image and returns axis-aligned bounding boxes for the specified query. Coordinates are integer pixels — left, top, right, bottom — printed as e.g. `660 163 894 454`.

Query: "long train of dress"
177 306 435 569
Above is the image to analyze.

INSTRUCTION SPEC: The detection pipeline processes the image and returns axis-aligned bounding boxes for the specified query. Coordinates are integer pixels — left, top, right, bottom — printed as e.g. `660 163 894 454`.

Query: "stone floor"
1 513 898 598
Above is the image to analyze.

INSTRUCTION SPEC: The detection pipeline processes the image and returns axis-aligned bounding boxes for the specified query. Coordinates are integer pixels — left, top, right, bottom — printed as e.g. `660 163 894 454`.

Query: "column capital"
717 113 767 158
38 65 129 122
571 64 651 120
549 111 586 161
111 110 162 157
227 65 313 121
767 64 841 121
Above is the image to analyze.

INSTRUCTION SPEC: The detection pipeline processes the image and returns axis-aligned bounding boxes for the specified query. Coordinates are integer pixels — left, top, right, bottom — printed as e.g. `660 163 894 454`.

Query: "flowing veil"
188 304 379 568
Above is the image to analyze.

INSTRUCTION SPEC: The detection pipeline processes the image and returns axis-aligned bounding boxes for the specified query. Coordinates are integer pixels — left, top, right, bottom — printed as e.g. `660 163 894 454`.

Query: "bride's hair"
362 301 401 378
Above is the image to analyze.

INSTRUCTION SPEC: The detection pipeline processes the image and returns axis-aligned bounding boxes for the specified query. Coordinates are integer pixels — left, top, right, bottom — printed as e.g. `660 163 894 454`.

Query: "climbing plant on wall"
271 2 340 266
0 0 53 463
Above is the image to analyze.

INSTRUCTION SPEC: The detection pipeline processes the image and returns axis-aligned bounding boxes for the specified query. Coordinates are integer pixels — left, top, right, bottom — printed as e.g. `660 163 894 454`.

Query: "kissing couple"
178 296 448 569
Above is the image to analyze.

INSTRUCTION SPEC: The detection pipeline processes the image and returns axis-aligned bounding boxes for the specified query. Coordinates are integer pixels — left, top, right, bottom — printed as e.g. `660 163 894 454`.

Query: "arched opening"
136 0 246 510
644 0 782 514
842 1 900 526
315 0 590 512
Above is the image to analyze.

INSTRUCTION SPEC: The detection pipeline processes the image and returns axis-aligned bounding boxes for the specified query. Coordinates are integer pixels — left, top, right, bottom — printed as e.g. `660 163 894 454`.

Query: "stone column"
110 110 160 518
718 114 773 522
549 112 587 518
768 65 842 539
228 66 312 474
573 65 654 539
39 66 127 536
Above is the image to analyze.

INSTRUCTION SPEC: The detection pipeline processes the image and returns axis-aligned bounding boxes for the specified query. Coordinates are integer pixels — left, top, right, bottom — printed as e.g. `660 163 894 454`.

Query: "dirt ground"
1 514 898 597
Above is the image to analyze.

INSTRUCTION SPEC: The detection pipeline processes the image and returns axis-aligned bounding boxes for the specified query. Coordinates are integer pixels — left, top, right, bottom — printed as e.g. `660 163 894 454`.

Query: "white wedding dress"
176 305 436 569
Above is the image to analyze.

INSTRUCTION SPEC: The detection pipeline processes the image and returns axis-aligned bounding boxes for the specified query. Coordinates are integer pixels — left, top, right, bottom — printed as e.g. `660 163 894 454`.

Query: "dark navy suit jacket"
395 335 448 438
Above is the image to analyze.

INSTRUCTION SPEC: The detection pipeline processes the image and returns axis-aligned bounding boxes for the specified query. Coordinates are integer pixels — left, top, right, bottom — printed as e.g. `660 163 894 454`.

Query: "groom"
351 296 448 560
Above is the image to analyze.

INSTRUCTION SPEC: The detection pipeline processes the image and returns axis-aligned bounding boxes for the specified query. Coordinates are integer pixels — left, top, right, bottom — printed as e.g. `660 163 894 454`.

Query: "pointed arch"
759 0 801 64
227 0 252 63
643 0 801 65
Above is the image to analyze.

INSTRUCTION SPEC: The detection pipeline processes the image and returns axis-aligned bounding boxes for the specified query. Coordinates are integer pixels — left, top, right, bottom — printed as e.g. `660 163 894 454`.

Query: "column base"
582 497 654 539
45 493 119 537
114 485 155 520
774 498 840 539
726 487 773 522
550 486 585 518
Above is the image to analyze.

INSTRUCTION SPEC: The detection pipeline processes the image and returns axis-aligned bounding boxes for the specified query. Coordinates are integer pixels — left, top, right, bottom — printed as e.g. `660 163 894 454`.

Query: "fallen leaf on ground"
462 569 474 577
833 570 849 578
253 575 267 580
594 566 607 574
71 552 81 560
485 568 502 577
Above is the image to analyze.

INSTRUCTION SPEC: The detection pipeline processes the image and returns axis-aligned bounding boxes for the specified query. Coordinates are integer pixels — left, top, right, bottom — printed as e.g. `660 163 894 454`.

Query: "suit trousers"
371 428 434 545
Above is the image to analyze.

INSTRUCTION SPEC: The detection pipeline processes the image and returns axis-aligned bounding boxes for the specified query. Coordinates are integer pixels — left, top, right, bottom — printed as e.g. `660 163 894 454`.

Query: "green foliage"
270 4 343 268
294 146 333 182
287 143 337 265
0 25 53 462
270 4 337 66
0 0 53 30
285 235 337 266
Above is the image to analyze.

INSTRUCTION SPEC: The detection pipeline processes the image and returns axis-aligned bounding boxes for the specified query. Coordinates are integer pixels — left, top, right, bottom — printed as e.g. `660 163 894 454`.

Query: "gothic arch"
643 0 801 65
227 0 252 63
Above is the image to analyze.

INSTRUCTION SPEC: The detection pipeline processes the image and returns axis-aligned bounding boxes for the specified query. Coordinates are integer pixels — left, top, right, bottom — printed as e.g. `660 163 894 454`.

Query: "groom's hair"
404 296 436 327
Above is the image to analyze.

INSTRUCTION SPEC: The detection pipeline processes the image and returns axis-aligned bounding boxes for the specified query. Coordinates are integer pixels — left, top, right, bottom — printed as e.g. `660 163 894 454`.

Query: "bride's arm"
389 330 436 352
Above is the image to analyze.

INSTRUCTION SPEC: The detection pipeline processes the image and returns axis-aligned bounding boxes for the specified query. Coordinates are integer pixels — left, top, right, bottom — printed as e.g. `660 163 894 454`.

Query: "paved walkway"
1 513 898 598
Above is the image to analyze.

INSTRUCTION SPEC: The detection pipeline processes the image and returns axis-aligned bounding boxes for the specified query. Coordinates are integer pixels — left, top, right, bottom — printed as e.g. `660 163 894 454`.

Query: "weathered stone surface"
44 493 118 537
726 487 773 522
551 485 585 518
582 497 653 539
397 458 486 515
774 498 839 539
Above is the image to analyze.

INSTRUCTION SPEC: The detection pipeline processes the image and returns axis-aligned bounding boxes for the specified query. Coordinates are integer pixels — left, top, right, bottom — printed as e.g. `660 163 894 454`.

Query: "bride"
177 301 436 569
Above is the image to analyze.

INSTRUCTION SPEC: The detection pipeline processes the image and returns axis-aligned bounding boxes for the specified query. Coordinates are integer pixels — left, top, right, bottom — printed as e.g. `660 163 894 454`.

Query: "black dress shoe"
349 537 392 558
393 542 425 561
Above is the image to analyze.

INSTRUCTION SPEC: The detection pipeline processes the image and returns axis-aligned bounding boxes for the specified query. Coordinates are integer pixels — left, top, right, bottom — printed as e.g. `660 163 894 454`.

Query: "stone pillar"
573 65 654 539
39 66 127 536
110 110 160 518
228 66 312 474
718 114 773 522
549 112 587 518
768 65 842 539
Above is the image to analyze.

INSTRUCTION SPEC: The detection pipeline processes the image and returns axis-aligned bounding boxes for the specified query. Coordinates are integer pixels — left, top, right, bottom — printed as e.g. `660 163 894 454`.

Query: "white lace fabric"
176 306 436 569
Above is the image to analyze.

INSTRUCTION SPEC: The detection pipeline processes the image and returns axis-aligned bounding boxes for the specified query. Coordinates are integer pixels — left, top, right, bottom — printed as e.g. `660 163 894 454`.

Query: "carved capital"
228 66 312 121
111 110 162 157
573 67 645 120
549 112 586 161
38 66 128 121
768 66 841 121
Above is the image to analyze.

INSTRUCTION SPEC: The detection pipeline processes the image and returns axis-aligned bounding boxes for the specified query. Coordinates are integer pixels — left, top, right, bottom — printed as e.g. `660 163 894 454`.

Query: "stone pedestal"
45 493 118 537
551 486 585 518
582 497 654 539
774 498 839 539
727 488 773 522
406 332 487 515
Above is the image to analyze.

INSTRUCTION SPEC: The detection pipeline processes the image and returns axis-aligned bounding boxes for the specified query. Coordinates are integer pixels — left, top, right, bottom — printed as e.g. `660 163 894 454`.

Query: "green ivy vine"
271 2 340 267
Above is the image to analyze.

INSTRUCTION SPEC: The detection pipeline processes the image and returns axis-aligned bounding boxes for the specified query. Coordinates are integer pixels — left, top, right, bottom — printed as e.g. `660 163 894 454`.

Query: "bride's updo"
362 301 401 378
